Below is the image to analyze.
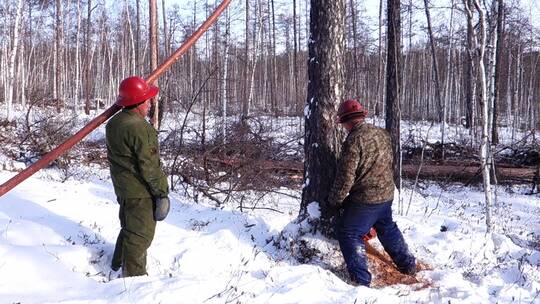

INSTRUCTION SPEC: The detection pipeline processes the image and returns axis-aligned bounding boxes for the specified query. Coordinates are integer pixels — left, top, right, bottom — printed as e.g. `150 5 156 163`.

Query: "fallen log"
205 157 538 184
402 164 538 184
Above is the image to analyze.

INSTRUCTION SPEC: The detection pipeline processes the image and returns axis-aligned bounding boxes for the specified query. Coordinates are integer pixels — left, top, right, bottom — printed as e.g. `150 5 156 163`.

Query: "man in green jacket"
106 76 169 277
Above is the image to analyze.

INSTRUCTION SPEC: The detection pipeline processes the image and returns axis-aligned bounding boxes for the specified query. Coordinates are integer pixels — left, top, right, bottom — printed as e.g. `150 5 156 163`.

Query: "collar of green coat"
122 108 145 119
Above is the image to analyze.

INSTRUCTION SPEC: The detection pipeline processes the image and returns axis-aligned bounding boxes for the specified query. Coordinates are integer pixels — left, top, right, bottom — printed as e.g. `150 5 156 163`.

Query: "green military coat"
106 109 169 199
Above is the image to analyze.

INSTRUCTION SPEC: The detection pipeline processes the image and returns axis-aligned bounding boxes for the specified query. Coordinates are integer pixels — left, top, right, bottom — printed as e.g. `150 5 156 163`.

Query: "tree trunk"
464 0 476 132
136 0 141 74
464 0 493 231
242 0 250 118
376 0 384 116
423 0 443 123
441 0 455 161
293 0 300 116
55 0 64 112
492 0 504 145
160 0 168 122
149 0 159 129
6 0 24 121
302 0 345 225
349 0 359 98
74 0 81 113
222 8 230 142
386 0 401 190
84 0 92 115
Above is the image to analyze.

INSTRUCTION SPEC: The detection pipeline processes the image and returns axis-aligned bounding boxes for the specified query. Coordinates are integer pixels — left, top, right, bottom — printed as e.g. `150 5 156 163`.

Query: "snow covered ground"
0 106 539 303
0 165 539 303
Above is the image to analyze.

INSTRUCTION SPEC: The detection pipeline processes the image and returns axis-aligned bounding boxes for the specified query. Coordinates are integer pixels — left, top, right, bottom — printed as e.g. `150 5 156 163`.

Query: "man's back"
342 123 395 204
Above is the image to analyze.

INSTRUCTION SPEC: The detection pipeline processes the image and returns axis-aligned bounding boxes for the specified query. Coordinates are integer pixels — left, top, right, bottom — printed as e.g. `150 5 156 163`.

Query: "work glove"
362 228 377 242
153 196 170 221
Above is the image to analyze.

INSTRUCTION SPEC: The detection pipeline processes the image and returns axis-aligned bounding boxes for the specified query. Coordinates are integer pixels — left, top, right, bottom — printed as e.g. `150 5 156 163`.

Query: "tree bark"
386 0 402 190
302 0 345 224
423 0 443 123
6 0 24 121
149 0 159 129
464 0 476 132
55 0 64 112
84 0 92 115
464 0 493 231
293 0 300 115
492 0 504 145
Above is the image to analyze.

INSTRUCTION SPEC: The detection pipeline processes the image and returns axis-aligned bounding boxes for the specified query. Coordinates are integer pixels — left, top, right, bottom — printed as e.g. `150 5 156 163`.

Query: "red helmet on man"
337 99 368 123
116 76 159 107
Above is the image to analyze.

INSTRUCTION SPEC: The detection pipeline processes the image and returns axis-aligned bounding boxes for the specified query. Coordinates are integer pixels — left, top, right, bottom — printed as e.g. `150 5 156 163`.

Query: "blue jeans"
336 200 416 286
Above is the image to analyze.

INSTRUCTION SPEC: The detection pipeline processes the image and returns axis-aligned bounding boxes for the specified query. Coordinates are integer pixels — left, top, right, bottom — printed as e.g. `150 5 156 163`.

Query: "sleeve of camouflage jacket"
327 135 361 207
133 123 169 198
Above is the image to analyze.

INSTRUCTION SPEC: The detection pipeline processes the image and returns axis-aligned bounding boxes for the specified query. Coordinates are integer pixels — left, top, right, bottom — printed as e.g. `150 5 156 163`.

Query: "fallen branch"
178 172 224 206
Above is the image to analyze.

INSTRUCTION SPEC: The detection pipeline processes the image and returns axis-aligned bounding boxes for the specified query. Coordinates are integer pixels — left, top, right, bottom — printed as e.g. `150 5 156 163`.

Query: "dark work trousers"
336 200 416 286
111 197 156 277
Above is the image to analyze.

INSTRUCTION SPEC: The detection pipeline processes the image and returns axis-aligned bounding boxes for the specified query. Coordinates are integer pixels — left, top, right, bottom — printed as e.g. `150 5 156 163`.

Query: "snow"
0 106 539 303
1 166 538 303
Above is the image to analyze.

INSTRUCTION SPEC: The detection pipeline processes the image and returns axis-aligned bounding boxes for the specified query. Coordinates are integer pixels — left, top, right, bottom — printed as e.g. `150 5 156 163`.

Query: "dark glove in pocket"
153 197 170 221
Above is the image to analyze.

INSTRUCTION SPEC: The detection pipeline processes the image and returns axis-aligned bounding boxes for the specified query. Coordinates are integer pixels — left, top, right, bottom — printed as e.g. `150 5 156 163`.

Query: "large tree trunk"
386 0 401 190
301 0 345 225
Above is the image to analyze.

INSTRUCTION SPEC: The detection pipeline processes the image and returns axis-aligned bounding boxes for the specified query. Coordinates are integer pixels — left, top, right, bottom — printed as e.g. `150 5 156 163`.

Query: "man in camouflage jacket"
328 99 416 286
107 76 169 277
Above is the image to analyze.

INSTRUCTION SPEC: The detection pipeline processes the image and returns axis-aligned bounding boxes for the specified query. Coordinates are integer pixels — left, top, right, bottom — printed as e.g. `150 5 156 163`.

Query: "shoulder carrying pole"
0 0 231 197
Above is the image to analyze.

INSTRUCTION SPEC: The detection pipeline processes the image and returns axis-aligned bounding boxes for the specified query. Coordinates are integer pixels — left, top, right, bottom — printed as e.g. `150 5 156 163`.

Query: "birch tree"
5 0 24 121
463 0 493 231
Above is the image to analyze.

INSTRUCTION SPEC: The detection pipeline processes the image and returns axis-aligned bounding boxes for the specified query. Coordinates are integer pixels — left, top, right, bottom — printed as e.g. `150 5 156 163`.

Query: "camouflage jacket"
106 109 169 199
328 122 395 206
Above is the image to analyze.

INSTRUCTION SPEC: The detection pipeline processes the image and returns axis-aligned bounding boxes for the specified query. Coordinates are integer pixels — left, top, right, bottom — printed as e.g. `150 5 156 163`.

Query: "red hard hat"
337 99 367 123
116 76 159 107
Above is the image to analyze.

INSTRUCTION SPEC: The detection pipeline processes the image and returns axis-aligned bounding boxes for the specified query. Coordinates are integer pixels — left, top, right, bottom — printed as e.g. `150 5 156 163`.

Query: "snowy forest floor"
0 105 539 303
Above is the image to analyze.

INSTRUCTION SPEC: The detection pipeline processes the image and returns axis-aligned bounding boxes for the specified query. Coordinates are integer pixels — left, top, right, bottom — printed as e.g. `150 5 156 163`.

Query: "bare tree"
492 0 504 145
423 0 443 124
149 0 159 129
84 0 93 115
5 0 24 121
463 0 493 231
55 0 64 112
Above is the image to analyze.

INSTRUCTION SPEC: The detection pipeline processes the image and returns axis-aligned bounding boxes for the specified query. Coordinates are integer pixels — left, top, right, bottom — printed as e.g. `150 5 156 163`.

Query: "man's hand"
326 197 341 210
153 196 170 221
